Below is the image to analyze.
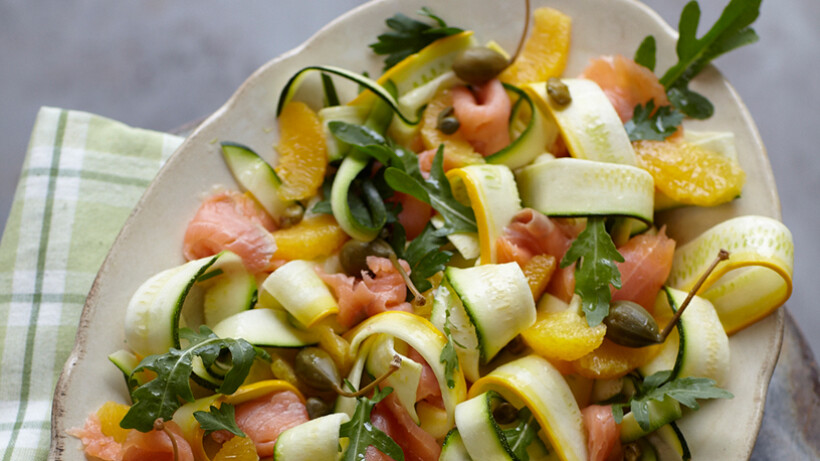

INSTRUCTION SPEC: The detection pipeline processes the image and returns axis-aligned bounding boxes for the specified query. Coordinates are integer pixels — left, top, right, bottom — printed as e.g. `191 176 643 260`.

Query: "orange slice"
213 435 259 461
522 254 556 300
521 303 606 362
421 88 485 169
571 339 661 379
96 401 131 444
272 214 349 261
499 7 572 86
633 139 746 207
275 101 327 201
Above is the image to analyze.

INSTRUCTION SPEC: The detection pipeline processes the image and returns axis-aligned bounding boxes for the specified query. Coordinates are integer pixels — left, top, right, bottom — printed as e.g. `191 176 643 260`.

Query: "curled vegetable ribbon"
666 215 794 334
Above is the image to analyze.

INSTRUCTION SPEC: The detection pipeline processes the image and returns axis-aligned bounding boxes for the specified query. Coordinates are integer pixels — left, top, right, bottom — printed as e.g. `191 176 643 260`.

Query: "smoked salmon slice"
580 54 670 123
451 79 512 156
183 190 278 273
496 209 581 302
227 390 309 458
582 404 622 461
70 414 195 461
318 256 412 328
611 228 676 312
367 392 441 461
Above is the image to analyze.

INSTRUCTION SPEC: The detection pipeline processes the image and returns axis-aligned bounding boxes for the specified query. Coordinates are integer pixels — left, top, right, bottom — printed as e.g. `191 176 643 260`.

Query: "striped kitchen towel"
0 107 182 460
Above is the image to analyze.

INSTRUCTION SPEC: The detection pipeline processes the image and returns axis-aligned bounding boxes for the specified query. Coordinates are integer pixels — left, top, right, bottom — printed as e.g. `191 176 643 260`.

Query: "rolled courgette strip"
454 391 517 460
261 259 339 328
666 215 794 334
211 308 319 348
440 429 473 461
639 287 730 385
341 311 468 429
124 252 223 357
365 334 424 424
517 156 655 225
277 65 420 125
273 412 351 461
469 355 588 461
485 83 558 169
445 263 535 364
446 164 522 265
348 31 477 108
527 79 637 166
201 251 257 328
430 281 481 383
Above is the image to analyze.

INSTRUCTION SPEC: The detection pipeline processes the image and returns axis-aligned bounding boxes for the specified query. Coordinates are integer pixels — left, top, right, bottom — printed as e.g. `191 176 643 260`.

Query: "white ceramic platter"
51 0 783 459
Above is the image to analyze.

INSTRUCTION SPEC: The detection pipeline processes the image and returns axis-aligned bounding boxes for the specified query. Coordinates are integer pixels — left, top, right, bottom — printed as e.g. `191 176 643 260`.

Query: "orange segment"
213 435 259 461
521 305 606 362
272 214 349 261
499 7 571 86
571 339 661 379
275 101 327 201
522 254 556 300
96 401 131 444
420 88 485 169
634 140 746 207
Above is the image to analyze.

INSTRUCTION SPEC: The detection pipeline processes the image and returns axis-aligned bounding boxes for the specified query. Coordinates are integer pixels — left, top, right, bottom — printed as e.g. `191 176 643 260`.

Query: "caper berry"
546 77 572 106
294 347 341 391
604 300 662 348
306 397 332 420
452 47 509 85
492 402 519 425
278 203 305 228
338 239 395 277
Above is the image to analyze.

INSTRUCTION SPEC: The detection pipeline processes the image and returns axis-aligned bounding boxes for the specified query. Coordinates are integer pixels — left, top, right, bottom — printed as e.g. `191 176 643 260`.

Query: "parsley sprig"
612 370 733 431
340 387 405 461
624 100 685 142
119 326 269 433
370 7 463 71
560 217 624 327
438 306 463 389
193 403 246 437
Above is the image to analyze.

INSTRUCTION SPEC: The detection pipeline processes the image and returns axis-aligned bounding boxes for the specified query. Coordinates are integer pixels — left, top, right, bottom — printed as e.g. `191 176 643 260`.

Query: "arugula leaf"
340 387 405 461
369 7 463 71
311 175 335 214
624 101 685 141
502 407 542 461
119 326 267 433
384 146 477 234
634 35 657 71
560 217 624 327
194 404 246 437
612 370 733 431
329 122 477 234
439 306 462 389
659 0 761 119
400 223 453 293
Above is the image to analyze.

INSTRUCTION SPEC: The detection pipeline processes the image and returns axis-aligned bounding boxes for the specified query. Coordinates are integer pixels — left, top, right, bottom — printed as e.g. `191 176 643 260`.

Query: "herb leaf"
119 326 266 433
385 145 476 234
370 8 463 71
502 407 542 461
634 35 657 71
401 223 453 293
624 101 685 142
340 387 405 461
329 121 477 234
612 370 733 431
439 307 461 389
194 404 246 437
560 217 624 327
658 0 761 119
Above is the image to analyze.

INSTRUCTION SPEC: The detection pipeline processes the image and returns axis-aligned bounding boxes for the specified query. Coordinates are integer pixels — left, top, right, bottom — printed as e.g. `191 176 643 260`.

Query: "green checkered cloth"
0 107 183 460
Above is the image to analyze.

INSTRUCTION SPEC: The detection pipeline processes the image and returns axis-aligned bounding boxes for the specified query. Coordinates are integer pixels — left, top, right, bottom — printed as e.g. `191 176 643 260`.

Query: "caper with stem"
452 47 510 85
294 347 342 392
604 300 662 348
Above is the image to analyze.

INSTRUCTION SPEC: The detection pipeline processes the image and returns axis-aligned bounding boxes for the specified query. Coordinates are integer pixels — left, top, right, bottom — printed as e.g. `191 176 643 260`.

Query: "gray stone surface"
1 0 818 360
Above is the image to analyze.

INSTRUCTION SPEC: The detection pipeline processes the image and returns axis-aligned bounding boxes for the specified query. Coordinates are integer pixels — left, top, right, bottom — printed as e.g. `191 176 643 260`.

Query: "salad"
68 0 794 460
